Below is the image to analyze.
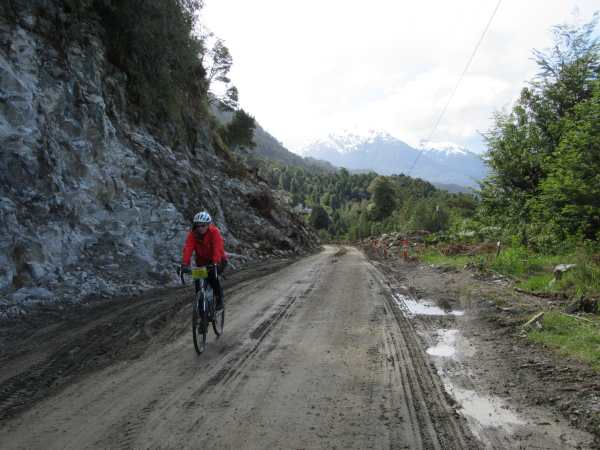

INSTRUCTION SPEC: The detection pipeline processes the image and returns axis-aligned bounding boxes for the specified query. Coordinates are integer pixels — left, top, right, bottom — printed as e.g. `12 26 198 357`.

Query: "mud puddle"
387 282 595 449
425 329 525 432
393 288 531 437
392 292 464 317
426 329 458 357
446 383 524 428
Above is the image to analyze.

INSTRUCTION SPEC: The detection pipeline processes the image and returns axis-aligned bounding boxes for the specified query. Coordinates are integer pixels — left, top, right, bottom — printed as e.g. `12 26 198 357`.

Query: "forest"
255 163 477 241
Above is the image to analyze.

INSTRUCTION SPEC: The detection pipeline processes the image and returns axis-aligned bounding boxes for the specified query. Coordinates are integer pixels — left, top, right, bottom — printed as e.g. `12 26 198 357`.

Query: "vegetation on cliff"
3 0 256 153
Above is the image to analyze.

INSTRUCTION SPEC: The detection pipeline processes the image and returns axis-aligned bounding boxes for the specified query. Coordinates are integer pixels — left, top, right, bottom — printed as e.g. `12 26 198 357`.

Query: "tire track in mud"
0 299 187 422
93 264 322 448
96 380 180 450
376 260 598 450
201 295 298 391
189 275 319 402
367 265 477 450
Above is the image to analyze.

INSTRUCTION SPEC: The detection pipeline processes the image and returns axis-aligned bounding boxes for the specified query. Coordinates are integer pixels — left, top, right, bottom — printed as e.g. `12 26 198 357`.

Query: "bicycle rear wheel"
192 292 208 354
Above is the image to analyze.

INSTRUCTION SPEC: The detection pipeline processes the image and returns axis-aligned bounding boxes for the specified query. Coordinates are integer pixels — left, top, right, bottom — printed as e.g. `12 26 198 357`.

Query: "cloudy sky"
202 1 598 154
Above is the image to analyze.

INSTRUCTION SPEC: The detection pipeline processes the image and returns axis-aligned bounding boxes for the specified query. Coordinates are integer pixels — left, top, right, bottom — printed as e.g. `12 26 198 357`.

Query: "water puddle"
445 383 525 430
426 329 458 358
392 293 464 316
392 291 530 440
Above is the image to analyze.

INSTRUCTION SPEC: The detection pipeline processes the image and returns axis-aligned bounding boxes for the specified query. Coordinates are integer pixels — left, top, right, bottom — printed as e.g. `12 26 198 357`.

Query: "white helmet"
193 211 212 225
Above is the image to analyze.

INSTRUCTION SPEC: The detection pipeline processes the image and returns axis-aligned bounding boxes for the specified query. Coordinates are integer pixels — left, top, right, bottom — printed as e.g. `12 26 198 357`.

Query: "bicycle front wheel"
192 292 208 354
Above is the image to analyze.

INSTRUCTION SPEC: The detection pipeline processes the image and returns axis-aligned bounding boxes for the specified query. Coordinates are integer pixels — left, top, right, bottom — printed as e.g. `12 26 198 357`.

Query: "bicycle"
180 265 225 354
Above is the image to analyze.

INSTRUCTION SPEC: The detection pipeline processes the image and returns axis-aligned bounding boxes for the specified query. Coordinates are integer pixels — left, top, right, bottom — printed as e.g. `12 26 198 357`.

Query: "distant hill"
211 106 335 173
252 126 336 173
301 130 487 187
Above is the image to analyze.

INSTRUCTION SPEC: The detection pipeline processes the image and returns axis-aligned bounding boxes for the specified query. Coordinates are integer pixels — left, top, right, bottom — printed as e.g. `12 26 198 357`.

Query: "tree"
320 192 331 207
479 14 600 242
205 39 232 84
368 176 396 220
220 86 239 111
310 205 331 230
537 80 600 240
289 176 298 193
223 109 256 149
202 37 239 110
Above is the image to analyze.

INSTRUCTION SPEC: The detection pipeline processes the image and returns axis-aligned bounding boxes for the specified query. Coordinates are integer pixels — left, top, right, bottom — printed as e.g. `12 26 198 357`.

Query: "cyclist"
181 211 227 310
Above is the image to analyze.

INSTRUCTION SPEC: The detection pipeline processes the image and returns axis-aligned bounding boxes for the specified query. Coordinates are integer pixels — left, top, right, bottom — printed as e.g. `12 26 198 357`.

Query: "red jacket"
182 224 226 266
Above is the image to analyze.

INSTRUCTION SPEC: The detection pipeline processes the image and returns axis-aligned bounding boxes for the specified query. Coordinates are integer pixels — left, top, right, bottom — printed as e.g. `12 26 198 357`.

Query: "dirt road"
0 246 595 449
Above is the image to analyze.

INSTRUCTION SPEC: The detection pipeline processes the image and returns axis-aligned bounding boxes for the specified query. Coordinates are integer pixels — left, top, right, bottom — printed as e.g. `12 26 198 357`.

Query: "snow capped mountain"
420 140 470 156
302 131 488 188
307 129 396 154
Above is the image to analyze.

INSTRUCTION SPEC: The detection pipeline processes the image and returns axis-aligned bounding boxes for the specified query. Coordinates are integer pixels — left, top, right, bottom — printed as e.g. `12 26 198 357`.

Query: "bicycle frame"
195 277 215 322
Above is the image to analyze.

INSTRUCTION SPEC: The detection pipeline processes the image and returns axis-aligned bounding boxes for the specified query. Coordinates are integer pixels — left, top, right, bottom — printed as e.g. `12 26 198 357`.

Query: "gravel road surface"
1 246 481 449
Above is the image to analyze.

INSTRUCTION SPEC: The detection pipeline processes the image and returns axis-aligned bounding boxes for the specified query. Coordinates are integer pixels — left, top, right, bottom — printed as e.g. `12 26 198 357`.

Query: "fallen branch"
522 311 545 330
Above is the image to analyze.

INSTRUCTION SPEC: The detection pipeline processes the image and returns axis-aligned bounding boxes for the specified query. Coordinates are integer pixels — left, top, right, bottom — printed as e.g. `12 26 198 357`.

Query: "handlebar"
178 264 217 285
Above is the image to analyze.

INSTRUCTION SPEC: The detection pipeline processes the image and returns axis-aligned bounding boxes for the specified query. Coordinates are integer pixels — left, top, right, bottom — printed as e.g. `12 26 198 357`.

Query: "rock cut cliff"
0 1 317 318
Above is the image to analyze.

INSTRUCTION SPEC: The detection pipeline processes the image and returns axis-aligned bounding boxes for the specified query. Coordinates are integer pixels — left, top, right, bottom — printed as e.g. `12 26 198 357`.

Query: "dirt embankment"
363 245 600 448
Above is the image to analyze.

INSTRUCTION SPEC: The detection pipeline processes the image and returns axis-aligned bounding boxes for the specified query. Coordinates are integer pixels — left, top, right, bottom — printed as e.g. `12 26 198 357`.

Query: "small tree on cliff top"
223 109 256 149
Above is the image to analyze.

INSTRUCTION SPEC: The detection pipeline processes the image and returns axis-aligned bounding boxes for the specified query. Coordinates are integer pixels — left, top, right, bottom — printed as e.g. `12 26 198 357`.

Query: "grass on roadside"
421 244 600 371
517 273 556 292
528 311 600 371
420 245 600 302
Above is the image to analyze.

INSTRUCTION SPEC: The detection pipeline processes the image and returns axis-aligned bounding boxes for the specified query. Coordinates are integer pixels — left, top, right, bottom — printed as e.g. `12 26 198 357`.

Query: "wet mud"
369 250 599 449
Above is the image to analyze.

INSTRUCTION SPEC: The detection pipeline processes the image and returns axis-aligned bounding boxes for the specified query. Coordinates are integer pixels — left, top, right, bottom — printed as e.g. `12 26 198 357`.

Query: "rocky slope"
0 2 317 318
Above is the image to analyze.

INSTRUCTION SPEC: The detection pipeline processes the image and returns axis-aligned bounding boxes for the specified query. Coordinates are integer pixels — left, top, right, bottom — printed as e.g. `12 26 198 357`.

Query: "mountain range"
300 130 488 188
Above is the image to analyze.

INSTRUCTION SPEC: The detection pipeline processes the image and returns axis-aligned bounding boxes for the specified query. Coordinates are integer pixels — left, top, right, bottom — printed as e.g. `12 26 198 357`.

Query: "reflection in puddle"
427 329 458 357
393 293 464 316
446 384 525 429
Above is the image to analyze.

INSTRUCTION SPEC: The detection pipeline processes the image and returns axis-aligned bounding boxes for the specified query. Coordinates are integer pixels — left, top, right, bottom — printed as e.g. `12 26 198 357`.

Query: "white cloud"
202 0 599 154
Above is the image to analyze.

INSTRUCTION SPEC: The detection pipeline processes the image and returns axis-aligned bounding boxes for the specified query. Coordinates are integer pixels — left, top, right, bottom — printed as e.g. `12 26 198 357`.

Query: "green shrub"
222 109 256 149
491 245 530 277
529 312 600 370
557 262 600 298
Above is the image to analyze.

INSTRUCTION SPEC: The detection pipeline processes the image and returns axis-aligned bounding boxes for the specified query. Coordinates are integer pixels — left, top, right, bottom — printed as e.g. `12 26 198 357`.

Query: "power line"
407 0 503 176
